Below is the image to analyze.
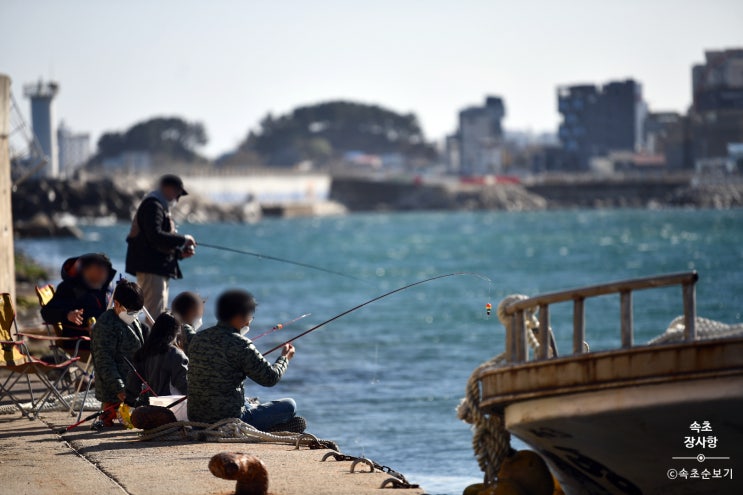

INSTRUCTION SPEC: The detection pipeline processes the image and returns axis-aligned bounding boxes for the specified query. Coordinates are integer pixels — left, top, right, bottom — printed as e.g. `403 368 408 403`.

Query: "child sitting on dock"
171 291 204 355
90 280 148 427
187 289 306 433
125 312 189 405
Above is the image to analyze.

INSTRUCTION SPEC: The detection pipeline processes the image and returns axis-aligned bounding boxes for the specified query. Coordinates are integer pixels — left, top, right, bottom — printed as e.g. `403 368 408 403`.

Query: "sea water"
17 209 743 495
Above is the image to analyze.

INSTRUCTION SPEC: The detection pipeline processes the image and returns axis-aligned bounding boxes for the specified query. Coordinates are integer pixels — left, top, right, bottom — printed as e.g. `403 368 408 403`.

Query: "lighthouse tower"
23 80 59 178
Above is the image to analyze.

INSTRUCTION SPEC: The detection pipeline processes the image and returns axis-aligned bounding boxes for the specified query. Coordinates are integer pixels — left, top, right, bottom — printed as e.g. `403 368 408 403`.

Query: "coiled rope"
0 393 100 415
138 417 339 451
649 316 743 344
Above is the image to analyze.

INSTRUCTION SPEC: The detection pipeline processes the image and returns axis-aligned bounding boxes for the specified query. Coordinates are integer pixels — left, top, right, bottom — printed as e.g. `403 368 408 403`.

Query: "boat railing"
501 271 699 363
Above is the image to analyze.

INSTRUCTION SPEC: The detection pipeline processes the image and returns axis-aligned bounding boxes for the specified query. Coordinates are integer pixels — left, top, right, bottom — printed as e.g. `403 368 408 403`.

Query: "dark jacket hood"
61 253 117 287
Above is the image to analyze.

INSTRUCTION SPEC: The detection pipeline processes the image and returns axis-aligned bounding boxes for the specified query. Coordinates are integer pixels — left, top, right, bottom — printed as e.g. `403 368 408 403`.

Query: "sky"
2 0 742 158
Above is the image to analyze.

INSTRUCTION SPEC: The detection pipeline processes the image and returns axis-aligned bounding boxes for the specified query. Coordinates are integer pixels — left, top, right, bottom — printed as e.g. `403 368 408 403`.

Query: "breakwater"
329 177 546 211
329 176 743 211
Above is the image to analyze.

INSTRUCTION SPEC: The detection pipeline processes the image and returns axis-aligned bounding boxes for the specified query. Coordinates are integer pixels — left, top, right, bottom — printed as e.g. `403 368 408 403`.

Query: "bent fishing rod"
264 272 492 355
198 242 360 281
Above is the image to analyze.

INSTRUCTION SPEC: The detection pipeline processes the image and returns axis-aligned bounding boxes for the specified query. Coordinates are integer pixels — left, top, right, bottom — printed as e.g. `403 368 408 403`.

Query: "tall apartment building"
447 96 506 175
557 79 645 170
57 121 91 177
689 49 743 163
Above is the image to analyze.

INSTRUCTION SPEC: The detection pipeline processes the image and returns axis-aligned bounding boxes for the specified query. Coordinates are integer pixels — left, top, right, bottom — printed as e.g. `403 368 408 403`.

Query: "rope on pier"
0 392 100 415
138 417 339 451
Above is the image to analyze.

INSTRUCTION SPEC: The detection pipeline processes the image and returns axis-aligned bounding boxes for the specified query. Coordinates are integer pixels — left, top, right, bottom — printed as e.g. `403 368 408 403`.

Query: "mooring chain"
321 451 420 489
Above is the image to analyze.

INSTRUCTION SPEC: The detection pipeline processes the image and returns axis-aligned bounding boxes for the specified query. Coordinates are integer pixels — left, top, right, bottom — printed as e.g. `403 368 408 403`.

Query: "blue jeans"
240 398 296 431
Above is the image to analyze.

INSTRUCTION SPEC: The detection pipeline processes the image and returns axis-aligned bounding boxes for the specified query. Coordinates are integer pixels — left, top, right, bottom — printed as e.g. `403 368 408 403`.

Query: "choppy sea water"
17 209 743 495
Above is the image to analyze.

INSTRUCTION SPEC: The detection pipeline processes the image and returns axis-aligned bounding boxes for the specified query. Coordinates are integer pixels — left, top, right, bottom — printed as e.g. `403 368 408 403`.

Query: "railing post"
538 304 550 360
620 290 633 349
515 310 527 362
683 281 697 342
506 311 515 362
573 298 585 354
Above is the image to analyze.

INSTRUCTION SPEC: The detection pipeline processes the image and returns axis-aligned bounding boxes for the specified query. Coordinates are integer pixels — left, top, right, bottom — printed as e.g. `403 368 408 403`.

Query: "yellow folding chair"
35 284 91 356
0 293 81 419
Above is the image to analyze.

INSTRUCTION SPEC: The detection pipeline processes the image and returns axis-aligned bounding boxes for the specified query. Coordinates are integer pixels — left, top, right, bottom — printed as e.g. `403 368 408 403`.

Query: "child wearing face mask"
171 291 204 356
90 280 148 427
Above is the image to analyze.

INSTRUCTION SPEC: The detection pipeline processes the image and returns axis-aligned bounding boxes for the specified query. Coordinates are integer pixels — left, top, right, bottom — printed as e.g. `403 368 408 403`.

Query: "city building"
446 96 506 176
689 49 743 164
643 112 692 170
57 121 91 177
23 79 59 177
557 79 646 170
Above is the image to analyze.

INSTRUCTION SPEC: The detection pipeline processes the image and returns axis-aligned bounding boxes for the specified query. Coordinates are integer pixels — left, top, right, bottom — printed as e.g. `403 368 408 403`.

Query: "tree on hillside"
236 101 438 167
92 117 208 163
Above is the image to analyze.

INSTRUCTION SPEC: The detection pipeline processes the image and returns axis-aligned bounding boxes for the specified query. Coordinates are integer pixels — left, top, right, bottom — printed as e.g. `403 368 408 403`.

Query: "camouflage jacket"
90 309 147 403
187 322 289 423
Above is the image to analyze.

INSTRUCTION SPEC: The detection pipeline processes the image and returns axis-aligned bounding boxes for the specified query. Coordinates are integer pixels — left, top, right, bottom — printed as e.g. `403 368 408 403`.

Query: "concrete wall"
0 74 15 303
525 177 690 207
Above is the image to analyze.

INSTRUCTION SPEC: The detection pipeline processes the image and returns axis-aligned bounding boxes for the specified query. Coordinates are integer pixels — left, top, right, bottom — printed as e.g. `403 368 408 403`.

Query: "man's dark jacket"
40 253 116 349
125 194 186 279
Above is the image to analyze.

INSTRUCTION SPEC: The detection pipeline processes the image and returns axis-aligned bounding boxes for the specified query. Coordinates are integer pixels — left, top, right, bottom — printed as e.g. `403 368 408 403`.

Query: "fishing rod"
198 242 360 281
123 356 158 397
264 272 493 355
246 313 312 340
57 403 120 434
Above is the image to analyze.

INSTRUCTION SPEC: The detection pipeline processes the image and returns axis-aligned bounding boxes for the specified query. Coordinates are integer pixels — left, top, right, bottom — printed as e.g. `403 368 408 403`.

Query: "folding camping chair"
0 293 81 419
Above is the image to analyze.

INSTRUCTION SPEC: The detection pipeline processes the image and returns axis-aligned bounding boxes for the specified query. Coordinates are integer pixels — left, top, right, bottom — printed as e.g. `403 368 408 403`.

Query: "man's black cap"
160 174 188 197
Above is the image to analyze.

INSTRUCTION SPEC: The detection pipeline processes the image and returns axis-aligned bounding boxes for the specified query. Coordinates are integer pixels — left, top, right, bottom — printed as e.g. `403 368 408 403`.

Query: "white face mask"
168 199 178 209
193 317 203 331
240 325 250 336
118 310 138 325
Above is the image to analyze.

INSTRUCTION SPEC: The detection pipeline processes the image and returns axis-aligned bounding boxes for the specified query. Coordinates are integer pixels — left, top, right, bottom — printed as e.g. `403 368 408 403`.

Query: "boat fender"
208 452 269 495
496 450 553 495
130 405 177 430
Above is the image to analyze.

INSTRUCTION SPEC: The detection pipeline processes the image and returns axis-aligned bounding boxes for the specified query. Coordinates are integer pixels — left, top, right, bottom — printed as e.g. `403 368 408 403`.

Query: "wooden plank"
514 310 526 362
538 304 550 360
0 74 15 305
620 291 633 349
506 311 515 362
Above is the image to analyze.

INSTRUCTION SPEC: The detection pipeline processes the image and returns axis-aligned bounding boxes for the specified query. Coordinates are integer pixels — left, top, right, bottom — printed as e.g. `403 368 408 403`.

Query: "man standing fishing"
125 174 196 317
187 289 306 433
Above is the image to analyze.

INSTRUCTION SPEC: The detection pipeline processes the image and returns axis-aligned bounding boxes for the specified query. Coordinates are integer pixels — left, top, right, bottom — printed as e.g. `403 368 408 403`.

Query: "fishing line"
264 272 493 355
198 242 360 281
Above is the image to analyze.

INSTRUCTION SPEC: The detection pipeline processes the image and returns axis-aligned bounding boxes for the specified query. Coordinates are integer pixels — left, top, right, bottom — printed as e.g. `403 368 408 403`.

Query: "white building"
448 96 506 176
57 121 91 177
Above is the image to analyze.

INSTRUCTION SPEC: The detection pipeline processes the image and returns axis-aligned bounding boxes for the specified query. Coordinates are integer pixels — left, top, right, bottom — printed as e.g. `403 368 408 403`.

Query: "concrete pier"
0 377 424 495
